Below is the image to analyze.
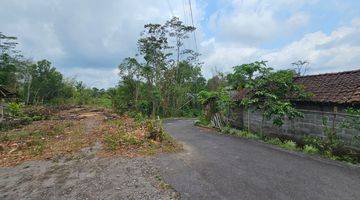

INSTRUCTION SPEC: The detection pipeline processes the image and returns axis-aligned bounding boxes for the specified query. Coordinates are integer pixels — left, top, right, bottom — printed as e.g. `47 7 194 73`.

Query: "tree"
28 60 63 103
229 61 309 126
116 17 204 118
291 60 309 76
0 32 18 55
0 33 22 91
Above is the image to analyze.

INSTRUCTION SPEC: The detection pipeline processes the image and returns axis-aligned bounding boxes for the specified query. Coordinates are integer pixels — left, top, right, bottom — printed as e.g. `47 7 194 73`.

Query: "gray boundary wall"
229 108 360 148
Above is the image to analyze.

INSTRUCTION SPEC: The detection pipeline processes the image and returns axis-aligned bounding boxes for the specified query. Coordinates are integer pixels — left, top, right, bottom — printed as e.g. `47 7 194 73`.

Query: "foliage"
146 119 167 141
322 117 344 151
303 145 319 155
198 87 232 122
279 140 297 151
0 32 21 91
265 137 283 145
291 60 309 76
6 102 23 117
194 116 210 127
341 107 360 131
229 61 309 126
102 117 181 154
114 17 204 118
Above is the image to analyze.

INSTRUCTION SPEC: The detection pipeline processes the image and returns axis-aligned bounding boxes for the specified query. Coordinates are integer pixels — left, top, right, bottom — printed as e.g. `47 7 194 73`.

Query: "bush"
104 132 123 150
303 145 319 155
280 140 297 151
32 115 45 121
245 133 260 140
6 102 23 117
21 116 33 124
23 105 53 120
265 138 283 145
221 126 231 134
146 119 166 142
194 116 210 127
303 135 325 152
228 128 238 135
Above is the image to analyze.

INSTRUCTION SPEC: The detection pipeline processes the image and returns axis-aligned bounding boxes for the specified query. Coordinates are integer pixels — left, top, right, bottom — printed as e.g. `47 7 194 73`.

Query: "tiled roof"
0 85 17 98
231 69 360 104
294 69 360 104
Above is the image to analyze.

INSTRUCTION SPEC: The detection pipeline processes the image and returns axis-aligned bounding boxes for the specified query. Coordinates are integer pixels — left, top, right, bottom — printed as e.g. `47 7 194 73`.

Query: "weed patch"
280 140 298 151
100 117 181 156
214 124 359 165
303 145 319 155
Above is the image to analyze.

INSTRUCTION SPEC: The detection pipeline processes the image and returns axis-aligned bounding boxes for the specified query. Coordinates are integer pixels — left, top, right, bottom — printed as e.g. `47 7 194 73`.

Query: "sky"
1 0 359 88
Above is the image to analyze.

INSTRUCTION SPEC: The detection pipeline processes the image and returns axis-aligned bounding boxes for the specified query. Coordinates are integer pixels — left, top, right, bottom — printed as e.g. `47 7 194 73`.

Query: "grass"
195 122 359 165
303 145 319 155
100 117 182 156
279 140 298 151
1 107 183 166
0 117 91 167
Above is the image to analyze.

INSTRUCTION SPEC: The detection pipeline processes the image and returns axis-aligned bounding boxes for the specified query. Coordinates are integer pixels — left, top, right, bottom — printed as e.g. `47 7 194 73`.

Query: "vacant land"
0 107 180 199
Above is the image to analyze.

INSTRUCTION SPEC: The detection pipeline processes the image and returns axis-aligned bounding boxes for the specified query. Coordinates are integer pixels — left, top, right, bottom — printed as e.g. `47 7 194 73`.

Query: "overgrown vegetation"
111 17 205 118
100 116 181 156
194 122 360 165
0 114 88 167
2 17 359 167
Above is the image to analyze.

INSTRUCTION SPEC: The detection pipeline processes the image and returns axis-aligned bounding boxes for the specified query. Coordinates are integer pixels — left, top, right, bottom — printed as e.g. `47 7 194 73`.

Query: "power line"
188 0 198 52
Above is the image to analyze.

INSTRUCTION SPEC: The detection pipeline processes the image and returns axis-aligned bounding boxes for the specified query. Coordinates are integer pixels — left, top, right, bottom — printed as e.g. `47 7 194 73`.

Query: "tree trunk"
26 78 32 105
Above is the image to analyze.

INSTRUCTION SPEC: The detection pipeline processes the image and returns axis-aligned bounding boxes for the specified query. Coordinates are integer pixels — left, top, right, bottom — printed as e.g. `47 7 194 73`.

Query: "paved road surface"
155 119 360 200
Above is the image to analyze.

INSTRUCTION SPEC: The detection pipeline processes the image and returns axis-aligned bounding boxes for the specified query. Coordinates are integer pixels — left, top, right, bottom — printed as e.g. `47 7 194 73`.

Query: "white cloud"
207 0 313 46
0 0 201 88
60 67 119 89
203 19 360 75
263 20 360 73
286 12 310 29
1 0 359 87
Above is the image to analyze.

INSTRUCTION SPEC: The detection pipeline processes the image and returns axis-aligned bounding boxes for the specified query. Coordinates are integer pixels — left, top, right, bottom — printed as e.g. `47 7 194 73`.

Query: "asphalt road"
155 119 360 200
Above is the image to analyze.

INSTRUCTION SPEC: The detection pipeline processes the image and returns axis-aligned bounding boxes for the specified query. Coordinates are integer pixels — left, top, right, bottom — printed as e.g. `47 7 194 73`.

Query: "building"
229 69 360 147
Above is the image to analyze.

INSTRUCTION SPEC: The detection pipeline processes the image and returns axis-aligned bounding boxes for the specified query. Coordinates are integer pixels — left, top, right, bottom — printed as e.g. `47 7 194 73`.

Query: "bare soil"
0 107 179 200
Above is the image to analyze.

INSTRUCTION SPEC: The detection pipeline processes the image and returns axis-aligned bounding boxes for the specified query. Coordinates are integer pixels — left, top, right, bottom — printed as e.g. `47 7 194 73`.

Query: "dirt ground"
0 156 178 200
0 107 179 200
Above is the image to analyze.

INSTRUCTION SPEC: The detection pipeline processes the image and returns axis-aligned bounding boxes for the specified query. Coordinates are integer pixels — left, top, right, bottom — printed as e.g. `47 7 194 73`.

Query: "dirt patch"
0 107 181 199
0 157 179 200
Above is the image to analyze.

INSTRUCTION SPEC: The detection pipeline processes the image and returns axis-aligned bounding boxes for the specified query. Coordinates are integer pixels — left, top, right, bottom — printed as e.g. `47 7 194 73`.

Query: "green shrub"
21 116 33 124
303 135 325 152
303 145 319 155
104 132 122 150
280 140 297 151
194 116 210 127
27 139 45 155
146 119 166 141
122 133 143 145
32 115 44 121
229 128 238 135
245 133 260 140
221 126 231 134
237 130 248 137
265 138 283 145
6 102 23 117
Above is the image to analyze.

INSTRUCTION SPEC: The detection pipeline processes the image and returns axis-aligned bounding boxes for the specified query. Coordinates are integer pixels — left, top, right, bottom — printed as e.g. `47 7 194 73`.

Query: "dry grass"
98 116 182 157
0 107 181 167
0 118 98 167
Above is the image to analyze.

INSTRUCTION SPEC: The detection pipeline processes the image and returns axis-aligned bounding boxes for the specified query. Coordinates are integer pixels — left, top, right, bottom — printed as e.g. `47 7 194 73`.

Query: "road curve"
154 119 360 200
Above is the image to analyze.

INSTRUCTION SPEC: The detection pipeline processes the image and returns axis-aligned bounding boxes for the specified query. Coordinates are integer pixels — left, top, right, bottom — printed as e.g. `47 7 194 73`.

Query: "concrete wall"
229 107 360 148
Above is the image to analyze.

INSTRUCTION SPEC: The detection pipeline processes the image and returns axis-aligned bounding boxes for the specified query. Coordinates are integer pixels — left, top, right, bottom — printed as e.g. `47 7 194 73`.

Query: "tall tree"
116 17 204 117
229 61 309 126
